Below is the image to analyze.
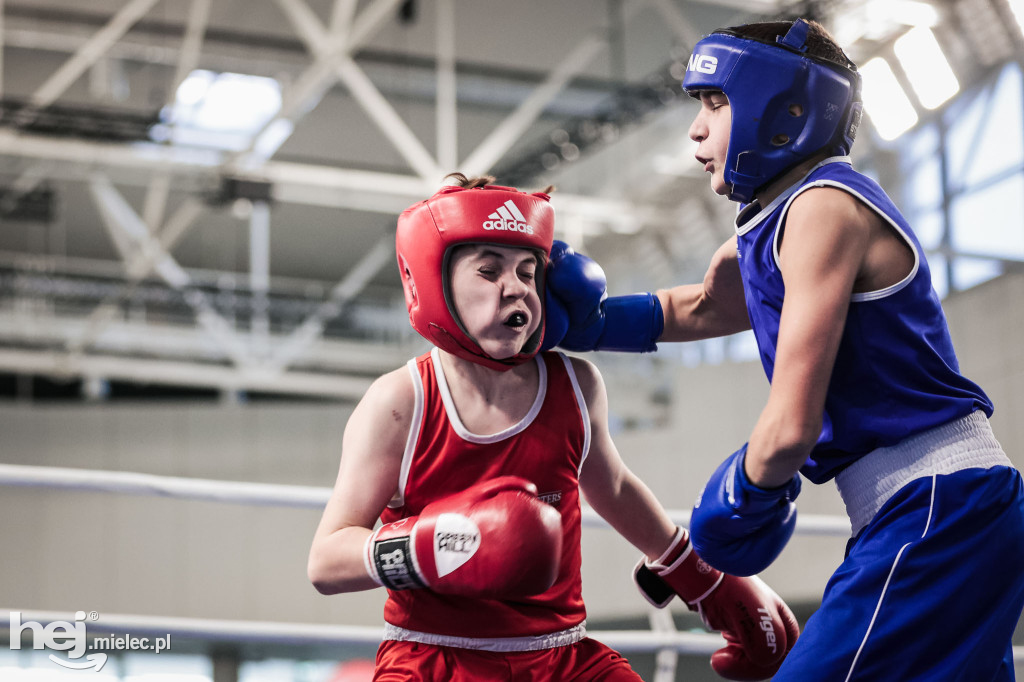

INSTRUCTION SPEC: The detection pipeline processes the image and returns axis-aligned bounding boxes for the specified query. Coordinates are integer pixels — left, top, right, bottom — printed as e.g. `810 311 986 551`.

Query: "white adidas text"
484 199 535 234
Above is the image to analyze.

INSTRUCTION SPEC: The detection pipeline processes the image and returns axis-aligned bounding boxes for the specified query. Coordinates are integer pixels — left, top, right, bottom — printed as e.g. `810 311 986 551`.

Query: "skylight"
152 70 282 151
861 57 919 140
894 26 960 110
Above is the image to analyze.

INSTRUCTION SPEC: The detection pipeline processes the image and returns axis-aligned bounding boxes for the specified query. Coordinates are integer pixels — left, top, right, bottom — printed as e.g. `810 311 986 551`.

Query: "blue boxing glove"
690 445 801 577
541 240 664 353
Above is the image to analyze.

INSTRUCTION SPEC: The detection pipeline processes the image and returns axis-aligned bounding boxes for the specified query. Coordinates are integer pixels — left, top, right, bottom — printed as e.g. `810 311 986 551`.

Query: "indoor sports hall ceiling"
0 0 1019 402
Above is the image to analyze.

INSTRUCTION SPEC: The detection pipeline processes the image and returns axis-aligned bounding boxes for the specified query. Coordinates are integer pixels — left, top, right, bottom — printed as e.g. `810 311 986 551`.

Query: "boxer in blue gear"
545 18 1024 681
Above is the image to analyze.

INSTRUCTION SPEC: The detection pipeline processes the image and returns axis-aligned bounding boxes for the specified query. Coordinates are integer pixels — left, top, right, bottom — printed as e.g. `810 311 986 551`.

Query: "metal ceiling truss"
18 0 991 404
0 0 709 400
22 0 1013 408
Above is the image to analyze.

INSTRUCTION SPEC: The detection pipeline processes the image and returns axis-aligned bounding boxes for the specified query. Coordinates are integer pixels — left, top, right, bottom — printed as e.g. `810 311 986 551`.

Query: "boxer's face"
448 244 542 360
688 90 732 196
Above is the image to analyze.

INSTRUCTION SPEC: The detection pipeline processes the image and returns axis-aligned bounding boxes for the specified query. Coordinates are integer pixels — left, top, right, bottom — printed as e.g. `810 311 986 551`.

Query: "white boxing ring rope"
1 462 1021 667
0 609 725 656
0 462 852 535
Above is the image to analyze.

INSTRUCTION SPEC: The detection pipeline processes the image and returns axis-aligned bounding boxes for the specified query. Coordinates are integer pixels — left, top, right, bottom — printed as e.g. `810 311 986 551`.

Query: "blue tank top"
735 157 992 484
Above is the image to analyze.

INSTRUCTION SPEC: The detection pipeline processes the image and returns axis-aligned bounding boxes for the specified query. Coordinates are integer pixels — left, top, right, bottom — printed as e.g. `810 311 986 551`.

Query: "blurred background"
0 0 1023 679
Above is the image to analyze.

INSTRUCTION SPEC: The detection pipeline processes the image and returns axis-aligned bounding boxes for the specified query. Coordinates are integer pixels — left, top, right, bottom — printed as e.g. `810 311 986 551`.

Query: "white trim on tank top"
432 347 548 443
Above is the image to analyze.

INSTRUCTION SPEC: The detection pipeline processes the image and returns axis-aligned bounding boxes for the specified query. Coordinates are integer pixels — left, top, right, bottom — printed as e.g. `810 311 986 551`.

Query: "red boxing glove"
634 527 799 681
364 476 562 599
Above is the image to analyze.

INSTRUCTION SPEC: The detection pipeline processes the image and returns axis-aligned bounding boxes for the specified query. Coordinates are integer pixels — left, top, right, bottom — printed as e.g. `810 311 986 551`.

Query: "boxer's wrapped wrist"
730 448 802 517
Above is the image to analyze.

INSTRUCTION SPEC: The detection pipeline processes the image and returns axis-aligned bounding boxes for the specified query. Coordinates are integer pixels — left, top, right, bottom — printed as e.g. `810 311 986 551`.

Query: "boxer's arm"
308 367 411 594
656 235 751 342
544 237 748 352
745 188 868 487
689 188 867 574
574 357 800 677
574 357 677 558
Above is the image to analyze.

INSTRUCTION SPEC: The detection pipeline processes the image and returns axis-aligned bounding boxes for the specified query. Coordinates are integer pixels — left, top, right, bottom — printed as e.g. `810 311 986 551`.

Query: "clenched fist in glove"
542 240 664 353
364 476 562 599
634 527 800 681
691 445 802 577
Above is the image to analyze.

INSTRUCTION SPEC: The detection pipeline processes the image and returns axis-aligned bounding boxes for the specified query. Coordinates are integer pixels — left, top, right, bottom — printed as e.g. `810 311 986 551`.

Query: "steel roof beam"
28 0 161 112
459 0 645 177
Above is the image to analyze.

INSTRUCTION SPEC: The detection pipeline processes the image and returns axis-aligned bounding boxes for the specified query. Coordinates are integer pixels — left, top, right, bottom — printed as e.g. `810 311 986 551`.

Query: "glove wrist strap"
362 532 384 586
649 527 723 604
732 446 801 514
365 525 427 591
683 572 725 608
594 293 664 352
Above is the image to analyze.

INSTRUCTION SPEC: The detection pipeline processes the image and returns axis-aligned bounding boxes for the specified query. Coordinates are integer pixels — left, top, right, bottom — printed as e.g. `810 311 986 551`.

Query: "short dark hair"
444 171 555 196
444 172 494 189
726 20 854 70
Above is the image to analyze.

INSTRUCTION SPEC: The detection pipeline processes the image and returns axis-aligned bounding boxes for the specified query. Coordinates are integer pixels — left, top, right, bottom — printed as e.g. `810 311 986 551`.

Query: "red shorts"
373 638 643 681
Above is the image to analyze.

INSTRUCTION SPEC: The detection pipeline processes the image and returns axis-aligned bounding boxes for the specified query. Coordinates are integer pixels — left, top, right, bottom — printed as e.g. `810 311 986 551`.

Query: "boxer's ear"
398 254 417 307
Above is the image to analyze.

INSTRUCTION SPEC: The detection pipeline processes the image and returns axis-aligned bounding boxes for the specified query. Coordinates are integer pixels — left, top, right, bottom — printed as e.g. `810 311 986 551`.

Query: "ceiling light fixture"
894 26 960 109
860 57 919 140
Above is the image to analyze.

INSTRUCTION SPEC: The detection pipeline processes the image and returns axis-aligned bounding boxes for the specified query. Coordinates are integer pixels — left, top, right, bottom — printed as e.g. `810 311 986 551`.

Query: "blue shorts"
776 466 1024 681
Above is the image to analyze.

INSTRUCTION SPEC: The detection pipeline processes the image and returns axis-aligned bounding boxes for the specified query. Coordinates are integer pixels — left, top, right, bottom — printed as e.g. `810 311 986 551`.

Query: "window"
152 70 283 151
951 173 1024 260
895 61 1023 297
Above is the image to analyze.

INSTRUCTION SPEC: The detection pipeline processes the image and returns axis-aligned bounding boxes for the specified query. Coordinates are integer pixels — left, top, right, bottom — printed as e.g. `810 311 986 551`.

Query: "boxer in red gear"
308 173 799 681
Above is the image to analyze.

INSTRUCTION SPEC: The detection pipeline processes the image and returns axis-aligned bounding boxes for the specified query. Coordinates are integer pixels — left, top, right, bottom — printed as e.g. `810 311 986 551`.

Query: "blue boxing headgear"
683 20 863 203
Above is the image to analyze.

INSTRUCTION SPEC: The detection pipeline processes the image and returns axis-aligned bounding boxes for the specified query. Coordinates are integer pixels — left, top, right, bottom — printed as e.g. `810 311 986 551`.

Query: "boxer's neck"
438 350 541 434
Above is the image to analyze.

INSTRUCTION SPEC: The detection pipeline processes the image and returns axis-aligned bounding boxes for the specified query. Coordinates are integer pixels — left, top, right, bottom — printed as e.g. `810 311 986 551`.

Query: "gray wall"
1 271 1023 628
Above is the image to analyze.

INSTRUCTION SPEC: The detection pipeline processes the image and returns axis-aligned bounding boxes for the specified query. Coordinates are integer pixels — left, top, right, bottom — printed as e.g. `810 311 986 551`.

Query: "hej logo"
9 611 106 672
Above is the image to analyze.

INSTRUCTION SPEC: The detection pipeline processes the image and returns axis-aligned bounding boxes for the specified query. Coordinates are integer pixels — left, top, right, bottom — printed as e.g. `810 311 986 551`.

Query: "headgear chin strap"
683 19 863 203
396 183 555 371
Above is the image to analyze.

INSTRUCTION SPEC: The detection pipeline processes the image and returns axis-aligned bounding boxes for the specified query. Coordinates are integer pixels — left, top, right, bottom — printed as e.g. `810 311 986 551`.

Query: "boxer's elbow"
307 556 340 595
307 545 358 595
309 576 340 596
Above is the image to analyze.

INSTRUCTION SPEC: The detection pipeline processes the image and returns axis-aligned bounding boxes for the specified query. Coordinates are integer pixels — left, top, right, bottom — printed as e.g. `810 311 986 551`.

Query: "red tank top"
379 349 589 639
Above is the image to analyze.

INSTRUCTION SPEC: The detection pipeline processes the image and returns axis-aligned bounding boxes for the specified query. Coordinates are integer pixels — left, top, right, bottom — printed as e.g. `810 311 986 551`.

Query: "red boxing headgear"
396 183 555 371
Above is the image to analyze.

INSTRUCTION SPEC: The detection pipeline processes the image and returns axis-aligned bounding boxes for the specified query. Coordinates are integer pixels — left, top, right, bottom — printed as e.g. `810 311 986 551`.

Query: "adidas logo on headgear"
483 200 534 234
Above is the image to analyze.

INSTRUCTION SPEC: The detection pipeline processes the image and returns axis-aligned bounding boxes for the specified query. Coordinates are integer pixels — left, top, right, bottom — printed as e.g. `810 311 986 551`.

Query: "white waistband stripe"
835 411 1012 537
382 622 587 652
